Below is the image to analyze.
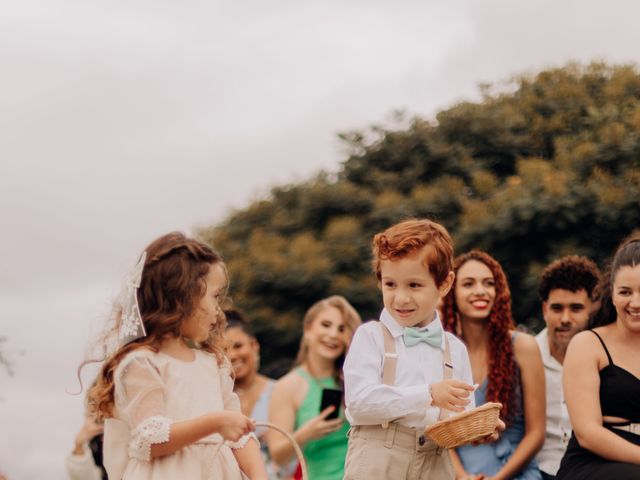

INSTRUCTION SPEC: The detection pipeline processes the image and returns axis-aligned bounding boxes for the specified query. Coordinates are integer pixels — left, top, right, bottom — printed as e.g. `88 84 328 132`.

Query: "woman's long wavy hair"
589 233 640 328
441 250 517 424
295 295 362 389
87 232 228 420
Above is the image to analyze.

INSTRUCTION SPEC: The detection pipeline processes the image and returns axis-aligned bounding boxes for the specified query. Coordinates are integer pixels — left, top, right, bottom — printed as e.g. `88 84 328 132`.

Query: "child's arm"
149 411 254 457
426 336 476 422
219 362 269 479
344 325 426 424
344 325 436 424
233 437 268 480
120 354 255 460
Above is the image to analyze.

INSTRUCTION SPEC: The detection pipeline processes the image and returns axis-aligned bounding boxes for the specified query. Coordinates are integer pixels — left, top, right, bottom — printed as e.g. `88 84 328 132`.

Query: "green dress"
294 368 350 480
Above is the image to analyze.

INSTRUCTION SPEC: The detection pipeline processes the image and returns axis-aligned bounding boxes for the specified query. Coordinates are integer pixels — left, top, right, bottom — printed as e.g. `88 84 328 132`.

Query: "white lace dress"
103 348 253 479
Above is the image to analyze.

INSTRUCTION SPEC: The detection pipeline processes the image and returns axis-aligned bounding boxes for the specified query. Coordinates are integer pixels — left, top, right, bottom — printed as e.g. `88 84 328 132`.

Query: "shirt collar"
536 328 562 371
380 308 445 350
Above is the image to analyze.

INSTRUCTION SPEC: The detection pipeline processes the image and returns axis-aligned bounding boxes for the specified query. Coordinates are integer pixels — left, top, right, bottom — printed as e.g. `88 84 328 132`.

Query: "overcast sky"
1 1 640 478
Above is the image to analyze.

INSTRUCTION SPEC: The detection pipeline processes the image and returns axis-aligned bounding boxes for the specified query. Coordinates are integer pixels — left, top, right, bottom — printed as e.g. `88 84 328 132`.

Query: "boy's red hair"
372 218 453 287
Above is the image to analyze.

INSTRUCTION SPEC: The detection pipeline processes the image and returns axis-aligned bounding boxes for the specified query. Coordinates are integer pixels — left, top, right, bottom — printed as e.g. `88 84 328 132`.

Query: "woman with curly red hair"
442 250 545 480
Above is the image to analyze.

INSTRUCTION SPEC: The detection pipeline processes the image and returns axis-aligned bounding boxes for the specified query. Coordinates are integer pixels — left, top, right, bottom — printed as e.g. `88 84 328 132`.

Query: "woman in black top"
556 234 640 479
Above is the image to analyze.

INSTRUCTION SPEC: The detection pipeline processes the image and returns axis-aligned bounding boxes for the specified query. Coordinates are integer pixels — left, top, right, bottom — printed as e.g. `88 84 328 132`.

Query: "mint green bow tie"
403 325 443 348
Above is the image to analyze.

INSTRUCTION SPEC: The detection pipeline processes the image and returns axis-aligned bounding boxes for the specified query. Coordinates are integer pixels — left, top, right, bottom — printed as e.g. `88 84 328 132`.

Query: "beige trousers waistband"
350 423 444 453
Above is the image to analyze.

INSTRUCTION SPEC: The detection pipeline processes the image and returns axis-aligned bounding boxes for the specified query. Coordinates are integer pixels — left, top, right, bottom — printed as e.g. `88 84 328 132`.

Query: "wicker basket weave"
423 402 501 449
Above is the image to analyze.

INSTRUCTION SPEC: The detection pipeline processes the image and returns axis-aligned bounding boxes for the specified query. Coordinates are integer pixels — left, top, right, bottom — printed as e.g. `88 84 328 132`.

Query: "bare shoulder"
566 329 601 358
510 331 543 372
564 329 610 374
272 369 307 400
511 330 539 355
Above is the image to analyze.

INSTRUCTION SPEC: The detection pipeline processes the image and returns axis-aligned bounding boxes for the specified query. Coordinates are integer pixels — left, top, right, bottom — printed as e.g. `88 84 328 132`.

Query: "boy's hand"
429 380 474 412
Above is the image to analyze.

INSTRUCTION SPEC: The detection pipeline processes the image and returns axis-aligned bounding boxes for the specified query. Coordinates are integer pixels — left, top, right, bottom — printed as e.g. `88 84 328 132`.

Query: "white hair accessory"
105 251 147 356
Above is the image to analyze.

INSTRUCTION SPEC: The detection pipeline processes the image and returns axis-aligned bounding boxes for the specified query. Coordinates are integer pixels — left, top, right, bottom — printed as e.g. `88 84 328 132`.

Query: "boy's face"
380 249 453 328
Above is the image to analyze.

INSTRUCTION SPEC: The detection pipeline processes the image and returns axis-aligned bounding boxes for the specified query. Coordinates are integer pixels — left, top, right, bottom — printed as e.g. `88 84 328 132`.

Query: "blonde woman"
268 296 361 480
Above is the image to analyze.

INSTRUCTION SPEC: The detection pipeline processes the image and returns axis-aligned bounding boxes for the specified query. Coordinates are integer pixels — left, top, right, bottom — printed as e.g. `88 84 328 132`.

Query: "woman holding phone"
268 296 361 480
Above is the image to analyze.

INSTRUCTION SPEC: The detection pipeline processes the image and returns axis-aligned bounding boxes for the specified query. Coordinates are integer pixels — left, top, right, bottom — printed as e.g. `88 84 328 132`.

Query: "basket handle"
255 422 308 480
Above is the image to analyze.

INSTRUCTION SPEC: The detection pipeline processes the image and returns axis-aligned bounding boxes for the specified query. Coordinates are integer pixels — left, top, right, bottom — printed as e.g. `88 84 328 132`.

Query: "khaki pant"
343 424 454 480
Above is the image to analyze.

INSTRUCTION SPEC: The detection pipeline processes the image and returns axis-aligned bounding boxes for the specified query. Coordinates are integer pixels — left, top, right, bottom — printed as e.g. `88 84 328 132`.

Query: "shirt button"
418 435 426 446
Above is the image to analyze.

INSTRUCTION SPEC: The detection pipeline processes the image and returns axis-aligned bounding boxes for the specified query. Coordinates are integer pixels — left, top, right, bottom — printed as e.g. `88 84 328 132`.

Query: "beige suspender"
380 321 398 387
439 335 453 421
378 321 453 428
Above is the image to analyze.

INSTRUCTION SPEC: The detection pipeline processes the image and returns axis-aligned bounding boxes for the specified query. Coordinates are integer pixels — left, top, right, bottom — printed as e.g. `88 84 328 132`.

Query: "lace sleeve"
116 353 173 462
129 415 172 461
226 432 259 450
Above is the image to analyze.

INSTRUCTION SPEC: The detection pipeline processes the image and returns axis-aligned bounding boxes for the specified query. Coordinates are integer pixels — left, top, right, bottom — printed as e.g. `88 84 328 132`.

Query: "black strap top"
591 330 640 422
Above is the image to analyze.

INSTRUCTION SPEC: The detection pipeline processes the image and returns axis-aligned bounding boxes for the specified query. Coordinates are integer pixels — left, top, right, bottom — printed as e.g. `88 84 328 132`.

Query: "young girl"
442 250 545 480
88 232 268 480
268 295 362 480
556 234 640 479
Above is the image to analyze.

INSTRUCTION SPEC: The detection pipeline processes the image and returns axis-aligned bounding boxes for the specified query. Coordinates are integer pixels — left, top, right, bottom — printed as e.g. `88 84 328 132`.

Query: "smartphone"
320 388 343 420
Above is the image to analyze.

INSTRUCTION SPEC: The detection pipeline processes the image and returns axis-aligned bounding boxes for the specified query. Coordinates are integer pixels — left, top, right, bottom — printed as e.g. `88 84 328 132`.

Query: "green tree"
199 62 640 376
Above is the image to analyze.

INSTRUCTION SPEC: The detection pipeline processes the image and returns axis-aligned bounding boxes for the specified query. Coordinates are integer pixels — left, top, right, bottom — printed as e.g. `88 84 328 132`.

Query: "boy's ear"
439 271 455 297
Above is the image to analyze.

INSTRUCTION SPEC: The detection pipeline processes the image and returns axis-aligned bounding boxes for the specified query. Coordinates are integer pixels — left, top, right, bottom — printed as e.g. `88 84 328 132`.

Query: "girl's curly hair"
86 232 228 420
441 250 517 424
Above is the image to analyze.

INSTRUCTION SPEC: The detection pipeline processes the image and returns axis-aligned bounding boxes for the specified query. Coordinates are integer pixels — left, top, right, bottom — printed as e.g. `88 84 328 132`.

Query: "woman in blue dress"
442 250 545 480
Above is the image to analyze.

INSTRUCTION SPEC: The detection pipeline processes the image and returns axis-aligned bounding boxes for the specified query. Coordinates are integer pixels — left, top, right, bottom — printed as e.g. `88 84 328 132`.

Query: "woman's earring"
255 353 261 371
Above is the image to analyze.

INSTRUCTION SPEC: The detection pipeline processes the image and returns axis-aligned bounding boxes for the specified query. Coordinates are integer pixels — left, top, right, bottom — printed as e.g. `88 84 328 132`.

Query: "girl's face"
225 327 259 381
455 259 496 322
612 264 640 332
304 306 349 361
181 263 227 344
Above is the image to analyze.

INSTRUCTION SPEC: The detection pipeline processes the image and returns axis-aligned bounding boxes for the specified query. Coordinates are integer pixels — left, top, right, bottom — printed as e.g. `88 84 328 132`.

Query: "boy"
535 255 601 480
344 219 483 479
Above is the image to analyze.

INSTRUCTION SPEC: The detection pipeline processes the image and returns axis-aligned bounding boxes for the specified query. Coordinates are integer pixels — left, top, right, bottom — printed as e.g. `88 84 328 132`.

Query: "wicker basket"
423 402 501 449
255 422 309 480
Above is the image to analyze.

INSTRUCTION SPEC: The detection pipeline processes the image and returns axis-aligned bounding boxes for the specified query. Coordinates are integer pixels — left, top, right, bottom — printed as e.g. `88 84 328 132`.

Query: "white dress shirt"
535 328 572 476
344 309 474 429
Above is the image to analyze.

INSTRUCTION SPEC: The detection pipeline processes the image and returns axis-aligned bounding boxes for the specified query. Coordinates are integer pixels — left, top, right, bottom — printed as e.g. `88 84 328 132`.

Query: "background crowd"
63 227 640 479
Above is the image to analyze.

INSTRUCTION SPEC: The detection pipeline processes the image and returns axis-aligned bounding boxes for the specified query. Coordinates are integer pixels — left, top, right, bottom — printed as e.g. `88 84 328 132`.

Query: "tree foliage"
198 63 640 376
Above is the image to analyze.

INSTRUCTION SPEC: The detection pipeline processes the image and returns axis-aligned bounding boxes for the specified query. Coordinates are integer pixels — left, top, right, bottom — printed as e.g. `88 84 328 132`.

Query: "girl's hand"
297 406 344 442
213 411 256 442
430 380 474 412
